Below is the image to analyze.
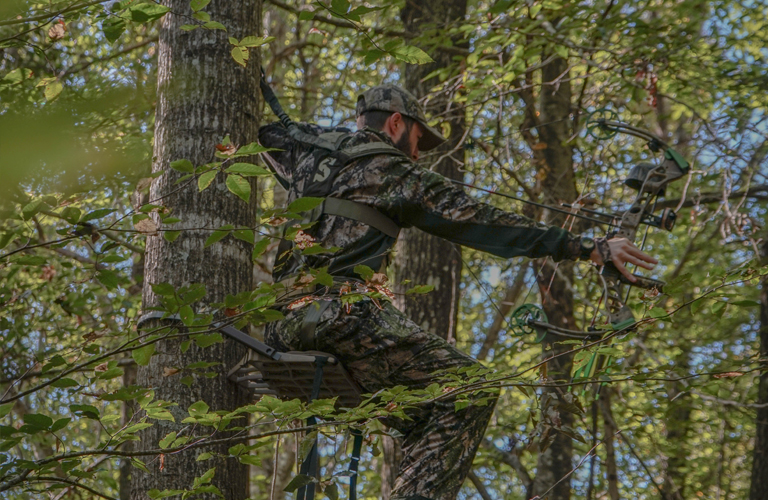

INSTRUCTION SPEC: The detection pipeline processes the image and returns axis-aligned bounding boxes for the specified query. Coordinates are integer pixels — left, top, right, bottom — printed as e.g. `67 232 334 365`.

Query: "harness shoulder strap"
342 142 409 161
324 198 400 239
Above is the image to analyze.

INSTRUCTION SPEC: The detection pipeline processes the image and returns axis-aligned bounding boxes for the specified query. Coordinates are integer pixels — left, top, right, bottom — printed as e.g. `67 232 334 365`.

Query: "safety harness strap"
299 300 333 351
324 197 401 239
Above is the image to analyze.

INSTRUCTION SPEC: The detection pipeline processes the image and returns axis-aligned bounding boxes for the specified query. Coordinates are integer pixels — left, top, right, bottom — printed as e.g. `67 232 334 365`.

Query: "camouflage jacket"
258 122 582 282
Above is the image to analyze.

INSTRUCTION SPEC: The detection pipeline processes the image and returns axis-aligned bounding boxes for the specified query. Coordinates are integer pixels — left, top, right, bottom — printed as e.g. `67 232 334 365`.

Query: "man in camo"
258 85 656 500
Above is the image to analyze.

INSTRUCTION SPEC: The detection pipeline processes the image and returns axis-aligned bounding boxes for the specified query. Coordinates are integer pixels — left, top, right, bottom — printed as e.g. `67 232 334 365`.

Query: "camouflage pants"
265 298 497 500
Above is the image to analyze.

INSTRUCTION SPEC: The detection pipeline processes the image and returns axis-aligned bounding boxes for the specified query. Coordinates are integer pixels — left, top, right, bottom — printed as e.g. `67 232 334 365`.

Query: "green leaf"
132 343 156 366
530 3 542 16
180 24 198 31
364 49 385 66
196 467 216 486
70 404 100 420
50 417 71 433
231 46 248 67
193 11 211 21
711 301 727 318
23 413 53 430
233 229 254 244
170 159 194 173
391 45 434 64
80 208 116 223
301 245 339 255
226 174 251 202
60 207 81 224
353 264 374 281
730 300 760 307
44 80 63 101
225 163 272 177
132 458 150 473
236 36 275 47
252 239 270 260
298 10 314 20
198 170 218 192
188 401 210 417
324 482 339 500
102 17 126 42
152 282 176 297
129 3 171 22
179 305 195 326
164 230 181 243
405 284 435 295
1 68 33 86
51 378 79 388
196 452 214 461
204 227 231 248
159 431 177 449
15 255 46 266
193 332 223 348
287 197 324 213
0 403 14 418
190 0 211 11
204 21 227 31
330 0 350 14
96 270 121 290
236 142 276 156
238 454 261 466
284 474 315 492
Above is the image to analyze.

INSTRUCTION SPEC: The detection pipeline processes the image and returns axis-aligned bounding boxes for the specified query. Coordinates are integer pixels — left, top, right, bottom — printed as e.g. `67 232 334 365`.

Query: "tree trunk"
530 54 577 500
382 2 468 498
750 239 768 500
131 1 261 499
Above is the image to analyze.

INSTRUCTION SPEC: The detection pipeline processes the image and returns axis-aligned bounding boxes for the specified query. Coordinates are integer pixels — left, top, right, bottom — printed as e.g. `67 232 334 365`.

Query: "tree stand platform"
138 314 363 500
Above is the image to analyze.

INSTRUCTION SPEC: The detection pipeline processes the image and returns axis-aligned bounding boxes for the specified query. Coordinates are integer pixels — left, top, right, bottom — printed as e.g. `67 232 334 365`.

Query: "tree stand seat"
216 323 363 500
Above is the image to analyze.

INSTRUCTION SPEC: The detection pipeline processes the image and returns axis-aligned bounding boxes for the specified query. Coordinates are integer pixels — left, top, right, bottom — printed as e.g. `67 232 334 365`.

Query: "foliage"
1 0 767 499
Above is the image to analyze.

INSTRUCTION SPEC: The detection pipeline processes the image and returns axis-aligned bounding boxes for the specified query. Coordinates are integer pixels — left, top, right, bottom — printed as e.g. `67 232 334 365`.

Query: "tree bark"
599 388 621 500
750 239 768 500
529 54 577 500
131 1 261 499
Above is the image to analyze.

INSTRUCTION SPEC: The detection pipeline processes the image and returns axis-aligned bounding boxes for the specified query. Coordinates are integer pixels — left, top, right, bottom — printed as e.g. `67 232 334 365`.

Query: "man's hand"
590 237 658 283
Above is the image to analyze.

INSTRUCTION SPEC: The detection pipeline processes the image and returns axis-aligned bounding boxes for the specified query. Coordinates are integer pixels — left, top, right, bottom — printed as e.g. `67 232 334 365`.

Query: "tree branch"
0 0 110 27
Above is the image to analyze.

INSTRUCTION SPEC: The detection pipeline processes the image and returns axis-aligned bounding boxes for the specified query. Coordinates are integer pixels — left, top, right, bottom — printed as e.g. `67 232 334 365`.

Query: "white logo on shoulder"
313 157 334 182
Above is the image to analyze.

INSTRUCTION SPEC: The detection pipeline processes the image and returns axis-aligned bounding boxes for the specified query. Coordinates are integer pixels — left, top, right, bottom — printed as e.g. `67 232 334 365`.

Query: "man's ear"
384 112 404 138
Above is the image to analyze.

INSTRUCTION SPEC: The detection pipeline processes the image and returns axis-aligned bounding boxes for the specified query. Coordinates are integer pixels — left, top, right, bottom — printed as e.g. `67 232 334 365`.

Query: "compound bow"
506 109 690 346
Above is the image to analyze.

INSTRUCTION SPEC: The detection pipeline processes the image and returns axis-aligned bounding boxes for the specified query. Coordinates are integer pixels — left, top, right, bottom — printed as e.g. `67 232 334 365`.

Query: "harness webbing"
324 198 401 239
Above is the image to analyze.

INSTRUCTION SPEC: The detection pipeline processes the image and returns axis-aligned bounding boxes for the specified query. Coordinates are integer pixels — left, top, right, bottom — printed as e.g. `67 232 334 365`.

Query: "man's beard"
393 122 414 157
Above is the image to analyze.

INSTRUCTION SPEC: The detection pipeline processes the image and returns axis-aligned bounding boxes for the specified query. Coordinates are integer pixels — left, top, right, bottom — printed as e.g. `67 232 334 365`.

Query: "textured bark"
599 388 621 500
750 239 768 500
660 353 692 500
529 54 577 500
131 1 261 499
382 2 468 497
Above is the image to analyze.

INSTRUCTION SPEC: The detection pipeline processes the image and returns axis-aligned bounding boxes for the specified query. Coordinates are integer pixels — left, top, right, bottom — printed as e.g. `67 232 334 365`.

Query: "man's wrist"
578 237 596 261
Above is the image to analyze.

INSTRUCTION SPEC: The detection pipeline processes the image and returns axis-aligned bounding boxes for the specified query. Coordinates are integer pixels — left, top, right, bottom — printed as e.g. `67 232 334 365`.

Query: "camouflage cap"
356 84 446 151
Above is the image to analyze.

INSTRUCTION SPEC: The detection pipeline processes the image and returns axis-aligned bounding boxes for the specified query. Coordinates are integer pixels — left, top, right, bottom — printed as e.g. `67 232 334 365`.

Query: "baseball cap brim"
415 119 446 151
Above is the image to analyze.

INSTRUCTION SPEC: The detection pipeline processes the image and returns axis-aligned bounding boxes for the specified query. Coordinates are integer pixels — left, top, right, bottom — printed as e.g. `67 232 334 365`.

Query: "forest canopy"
1 0 767 499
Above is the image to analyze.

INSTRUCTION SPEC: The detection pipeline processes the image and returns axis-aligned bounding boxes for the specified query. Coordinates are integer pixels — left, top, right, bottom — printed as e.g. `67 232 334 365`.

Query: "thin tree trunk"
530 53 577 500
750 239 768 500
131 1 261 498
599 388 621 500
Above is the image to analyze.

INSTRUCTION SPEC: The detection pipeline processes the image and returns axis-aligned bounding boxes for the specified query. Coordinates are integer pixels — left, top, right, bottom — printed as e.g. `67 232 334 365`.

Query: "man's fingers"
624 245 659 265
612 259 637 283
